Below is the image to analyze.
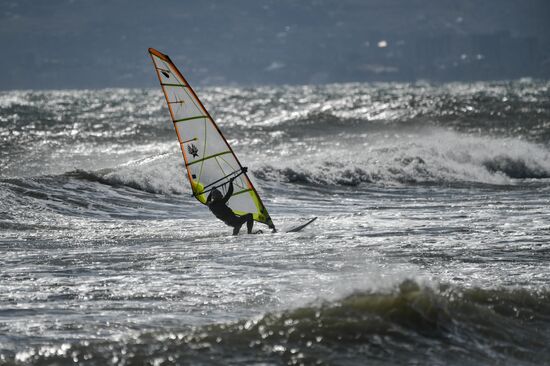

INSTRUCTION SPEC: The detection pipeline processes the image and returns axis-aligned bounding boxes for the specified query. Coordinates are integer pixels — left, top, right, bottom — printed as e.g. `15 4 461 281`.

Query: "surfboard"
252 217 317 234
284 217 318 233
148 48 276 231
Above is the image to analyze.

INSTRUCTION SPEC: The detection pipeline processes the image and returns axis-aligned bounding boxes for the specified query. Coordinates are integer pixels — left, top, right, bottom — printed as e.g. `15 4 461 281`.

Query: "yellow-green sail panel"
148 48 275 229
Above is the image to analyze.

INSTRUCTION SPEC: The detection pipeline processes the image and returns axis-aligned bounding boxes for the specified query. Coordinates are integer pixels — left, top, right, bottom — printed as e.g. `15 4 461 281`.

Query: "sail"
148 48 275 229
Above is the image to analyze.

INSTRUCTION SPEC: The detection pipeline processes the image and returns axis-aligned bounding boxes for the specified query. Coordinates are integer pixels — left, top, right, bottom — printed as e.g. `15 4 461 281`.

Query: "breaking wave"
8 280 550 365
3 131 548 204
67 153 187 195
255 131 550 186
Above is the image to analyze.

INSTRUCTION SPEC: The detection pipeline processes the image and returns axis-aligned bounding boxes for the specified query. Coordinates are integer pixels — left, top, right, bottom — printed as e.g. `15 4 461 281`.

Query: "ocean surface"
1 80 550 365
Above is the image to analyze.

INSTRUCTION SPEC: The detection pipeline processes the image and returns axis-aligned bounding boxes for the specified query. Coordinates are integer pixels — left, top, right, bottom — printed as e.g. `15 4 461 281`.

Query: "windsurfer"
206 168 254 235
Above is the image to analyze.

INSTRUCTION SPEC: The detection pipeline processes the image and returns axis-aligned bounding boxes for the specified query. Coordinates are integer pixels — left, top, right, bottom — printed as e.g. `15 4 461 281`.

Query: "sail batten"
186 151 232 167
148 48 275 229
161 83 188 87
174 115 208 123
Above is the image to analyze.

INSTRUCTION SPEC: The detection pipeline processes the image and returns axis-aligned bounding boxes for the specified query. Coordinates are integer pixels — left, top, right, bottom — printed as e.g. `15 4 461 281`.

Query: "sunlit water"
1 81 550 365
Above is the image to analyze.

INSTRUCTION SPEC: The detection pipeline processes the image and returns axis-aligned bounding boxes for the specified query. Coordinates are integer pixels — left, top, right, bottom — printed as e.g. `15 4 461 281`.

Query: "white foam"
99 153 187 194
257 129 550 186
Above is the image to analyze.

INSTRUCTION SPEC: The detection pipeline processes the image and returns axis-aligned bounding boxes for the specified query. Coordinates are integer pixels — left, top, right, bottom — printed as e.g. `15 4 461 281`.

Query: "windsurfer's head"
211 189 223 201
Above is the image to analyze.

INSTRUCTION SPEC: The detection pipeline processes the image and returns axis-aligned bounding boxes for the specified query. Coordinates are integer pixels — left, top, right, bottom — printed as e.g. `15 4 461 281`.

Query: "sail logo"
187 143 199 158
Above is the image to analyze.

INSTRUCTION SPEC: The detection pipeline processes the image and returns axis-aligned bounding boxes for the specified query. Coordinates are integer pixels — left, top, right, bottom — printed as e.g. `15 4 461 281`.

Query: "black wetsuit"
207 180 253 235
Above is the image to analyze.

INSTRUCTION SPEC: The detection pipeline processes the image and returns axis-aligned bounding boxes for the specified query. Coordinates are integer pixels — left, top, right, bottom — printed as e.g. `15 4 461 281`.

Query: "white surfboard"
283 217 318 233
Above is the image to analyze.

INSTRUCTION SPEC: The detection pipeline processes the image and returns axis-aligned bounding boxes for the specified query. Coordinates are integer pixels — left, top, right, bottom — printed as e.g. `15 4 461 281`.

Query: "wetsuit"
207 179 253 235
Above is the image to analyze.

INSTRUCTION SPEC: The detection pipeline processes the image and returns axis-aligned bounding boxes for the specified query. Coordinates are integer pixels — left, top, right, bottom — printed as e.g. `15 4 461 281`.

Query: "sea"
1 80 550 365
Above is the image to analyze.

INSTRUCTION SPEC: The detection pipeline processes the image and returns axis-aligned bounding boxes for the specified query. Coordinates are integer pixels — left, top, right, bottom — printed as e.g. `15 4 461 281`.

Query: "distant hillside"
1 0 549 89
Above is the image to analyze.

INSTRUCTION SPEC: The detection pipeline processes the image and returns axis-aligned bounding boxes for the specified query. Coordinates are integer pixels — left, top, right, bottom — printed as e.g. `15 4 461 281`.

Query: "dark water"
1 80 550 365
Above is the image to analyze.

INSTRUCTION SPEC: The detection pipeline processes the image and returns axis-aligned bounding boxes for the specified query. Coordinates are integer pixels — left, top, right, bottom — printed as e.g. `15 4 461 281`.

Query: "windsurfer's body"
207 174 254 235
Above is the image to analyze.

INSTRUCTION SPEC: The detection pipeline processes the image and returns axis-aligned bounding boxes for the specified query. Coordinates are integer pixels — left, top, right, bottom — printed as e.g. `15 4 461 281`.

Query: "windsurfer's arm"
222 179 234 204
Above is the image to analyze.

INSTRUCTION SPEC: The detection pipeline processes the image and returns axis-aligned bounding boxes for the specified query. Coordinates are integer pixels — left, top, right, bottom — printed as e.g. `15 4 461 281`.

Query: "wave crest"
256 132 550 186
69 154 186 194
11 281 550 365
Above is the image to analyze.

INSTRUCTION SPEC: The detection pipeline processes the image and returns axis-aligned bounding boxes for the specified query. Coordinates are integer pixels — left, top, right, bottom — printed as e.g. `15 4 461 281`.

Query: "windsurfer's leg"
227 214 253 235
244 213 254 234
230 215 246 236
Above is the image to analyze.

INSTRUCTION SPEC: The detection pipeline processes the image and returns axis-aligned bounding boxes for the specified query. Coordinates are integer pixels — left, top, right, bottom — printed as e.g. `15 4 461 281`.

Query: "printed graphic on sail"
148 48 274 228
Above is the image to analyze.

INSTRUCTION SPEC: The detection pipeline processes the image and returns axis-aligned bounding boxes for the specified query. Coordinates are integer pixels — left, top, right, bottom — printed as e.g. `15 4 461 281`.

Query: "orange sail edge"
148 48 169 61
147 49 195 197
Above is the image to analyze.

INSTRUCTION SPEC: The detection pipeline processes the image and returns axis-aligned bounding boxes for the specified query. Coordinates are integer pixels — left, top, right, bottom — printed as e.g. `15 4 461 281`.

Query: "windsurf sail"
148 48 275 229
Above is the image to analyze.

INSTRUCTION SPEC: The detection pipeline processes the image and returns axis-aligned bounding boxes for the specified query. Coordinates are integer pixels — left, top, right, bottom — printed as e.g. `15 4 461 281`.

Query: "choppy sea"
1 80 550 365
